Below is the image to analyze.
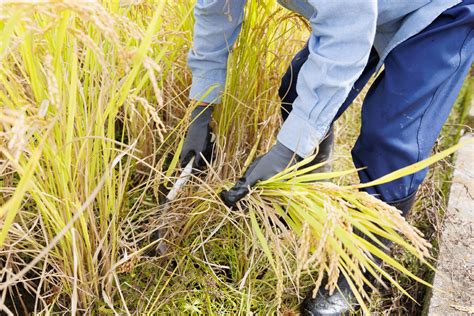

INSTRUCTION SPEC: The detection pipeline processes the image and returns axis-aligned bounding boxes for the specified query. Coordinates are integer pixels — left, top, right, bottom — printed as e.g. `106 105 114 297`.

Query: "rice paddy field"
1 1 472 315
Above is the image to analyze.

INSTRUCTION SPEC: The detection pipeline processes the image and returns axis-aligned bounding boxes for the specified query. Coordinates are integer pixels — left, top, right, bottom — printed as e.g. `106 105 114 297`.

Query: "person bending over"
180 0 474 314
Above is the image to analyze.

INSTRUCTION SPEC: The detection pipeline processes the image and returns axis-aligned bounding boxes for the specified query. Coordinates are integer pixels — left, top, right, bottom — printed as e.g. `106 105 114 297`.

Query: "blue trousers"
279 1 474 203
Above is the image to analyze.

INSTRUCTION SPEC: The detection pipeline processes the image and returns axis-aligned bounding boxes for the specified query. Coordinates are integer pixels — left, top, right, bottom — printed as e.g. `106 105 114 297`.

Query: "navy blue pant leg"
279 44 309 121
352 1 474 203
279 46 379 121
278 1 473 204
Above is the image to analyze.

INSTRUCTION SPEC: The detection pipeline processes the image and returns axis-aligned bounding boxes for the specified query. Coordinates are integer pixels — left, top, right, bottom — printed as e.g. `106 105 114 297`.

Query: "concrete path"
426 133 474 315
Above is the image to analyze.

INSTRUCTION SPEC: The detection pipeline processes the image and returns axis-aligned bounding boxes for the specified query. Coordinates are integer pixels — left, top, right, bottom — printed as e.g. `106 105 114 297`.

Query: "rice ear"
248 141 466 310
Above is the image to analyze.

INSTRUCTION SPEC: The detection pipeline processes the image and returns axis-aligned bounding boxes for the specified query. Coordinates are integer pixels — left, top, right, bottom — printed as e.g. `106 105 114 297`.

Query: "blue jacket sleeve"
188 0 247 104
277 0 377 158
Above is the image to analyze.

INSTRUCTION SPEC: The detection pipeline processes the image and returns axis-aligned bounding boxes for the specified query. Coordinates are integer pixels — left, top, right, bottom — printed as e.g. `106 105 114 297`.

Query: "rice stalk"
214 0 308 178
242 140 472 313
0 1 175 312
1 0 468 314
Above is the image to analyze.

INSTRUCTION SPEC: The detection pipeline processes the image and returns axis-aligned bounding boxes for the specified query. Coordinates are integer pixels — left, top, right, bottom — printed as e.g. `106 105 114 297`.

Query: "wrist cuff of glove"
274 141 301 161
191 105 213 121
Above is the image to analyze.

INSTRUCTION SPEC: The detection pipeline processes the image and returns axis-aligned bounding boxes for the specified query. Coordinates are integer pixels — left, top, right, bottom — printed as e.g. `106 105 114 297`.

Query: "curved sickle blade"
166 157 194 202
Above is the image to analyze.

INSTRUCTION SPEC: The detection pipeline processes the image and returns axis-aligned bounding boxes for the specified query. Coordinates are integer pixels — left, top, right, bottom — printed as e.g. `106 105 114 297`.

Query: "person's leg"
352 1 474 209
279 44 309 121
279 46 379 121
302 2 474 315
279 45 379 170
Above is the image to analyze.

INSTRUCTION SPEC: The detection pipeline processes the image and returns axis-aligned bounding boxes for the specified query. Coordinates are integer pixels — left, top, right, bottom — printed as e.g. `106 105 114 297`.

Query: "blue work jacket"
188 0 461 157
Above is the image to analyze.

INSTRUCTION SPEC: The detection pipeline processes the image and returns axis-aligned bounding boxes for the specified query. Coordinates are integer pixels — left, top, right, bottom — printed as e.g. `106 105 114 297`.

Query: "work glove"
220 141 300 207
180 105 213 171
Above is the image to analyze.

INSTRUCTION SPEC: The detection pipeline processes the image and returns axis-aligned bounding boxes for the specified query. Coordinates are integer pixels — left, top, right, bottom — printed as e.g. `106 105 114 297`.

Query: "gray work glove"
220 141 300 207
180 105 213 170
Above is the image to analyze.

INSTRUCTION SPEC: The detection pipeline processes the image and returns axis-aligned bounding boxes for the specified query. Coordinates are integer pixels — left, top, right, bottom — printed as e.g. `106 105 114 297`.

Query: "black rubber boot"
301 276 355 316
300 191 417 315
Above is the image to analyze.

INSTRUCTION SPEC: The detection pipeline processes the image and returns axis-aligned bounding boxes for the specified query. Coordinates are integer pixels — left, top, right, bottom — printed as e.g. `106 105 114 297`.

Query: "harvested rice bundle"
242 141 470 312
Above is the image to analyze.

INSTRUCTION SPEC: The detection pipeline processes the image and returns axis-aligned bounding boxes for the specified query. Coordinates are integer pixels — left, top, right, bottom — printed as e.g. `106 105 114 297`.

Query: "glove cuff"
274 141 301 162
191 105 213 122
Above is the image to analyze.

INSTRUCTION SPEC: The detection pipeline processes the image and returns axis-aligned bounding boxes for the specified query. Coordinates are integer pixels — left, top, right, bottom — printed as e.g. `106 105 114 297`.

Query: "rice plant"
244 141 471 313
0 0 470 314
0 1 174 313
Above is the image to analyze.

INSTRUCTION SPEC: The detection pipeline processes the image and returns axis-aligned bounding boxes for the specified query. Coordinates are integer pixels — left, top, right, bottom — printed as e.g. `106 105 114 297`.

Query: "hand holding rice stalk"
230 139 473 313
